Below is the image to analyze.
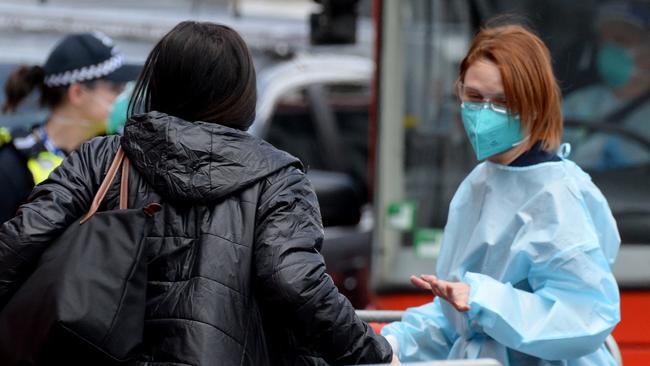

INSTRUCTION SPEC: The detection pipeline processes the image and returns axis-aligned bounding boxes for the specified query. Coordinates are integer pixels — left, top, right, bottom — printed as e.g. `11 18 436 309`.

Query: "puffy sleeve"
0 136 119 307
254 165 392 365
381 297 458 362
462 182 620 360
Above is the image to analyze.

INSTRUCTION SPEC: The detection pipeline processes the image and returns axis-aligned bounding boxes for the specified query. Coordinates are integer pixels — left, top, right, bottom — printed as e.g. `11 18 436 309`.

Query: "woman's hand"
390 354 401 364
410 274 471 312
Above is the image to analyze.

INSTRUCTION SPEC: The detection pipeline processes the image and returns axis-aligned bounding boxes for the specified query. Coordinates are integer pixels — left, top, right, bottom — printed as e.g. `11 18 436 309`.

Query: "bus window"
375 0 650 266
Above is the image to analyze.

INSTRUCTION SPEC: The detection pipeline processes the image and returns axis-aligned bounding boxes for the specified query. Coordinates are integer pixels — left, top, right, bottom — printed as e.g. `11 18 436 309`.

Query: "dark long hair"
2 66 67 113
128 21 257 130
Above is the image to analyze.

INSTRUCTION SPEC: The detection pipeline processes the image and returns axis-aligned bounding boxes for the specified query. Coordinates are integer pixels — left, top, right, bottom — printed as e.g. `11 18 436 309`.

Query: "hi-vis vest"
26 151 64 184
0 127 64 185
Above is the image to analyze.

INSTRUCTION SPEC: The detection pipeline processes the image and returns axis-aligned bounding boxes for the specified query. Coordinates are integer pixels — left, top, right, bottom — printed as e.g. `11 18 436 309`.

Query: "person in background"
382 23 620 365
0 21 395 365
0 32 131 222
563 1 650 170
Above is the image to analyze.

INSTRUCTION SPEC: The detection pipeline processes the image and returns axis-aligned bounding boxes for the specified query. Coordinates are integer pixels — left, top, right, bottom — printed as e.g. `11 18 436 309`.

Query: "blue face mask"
461 102 524 161
107 81 135 135
597 43 635 88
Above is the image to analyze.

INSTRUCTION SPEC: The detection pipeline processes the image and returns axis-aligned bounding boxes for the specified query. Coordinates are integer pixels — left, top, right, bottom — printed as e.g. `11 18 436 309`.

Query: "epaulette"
1 126 45 160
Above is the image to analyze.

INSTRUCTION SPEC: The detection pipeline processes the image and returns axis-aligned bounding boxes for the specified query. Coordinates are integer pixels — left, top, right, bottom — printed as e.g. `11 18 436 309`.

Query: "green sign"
386 201 416 231
414 228 444 258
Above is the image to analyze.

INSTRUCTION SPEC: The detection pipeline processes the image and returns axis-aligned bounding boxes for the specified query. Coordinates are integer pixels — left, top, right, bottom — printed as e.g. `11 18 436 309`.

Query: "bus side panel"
613 291 650 365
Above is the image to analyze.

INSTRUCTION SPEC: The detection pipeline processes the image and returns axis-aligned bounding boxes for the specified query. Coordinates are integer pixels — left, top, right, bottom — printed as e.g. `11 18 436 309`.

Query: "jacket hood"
121 111 300 203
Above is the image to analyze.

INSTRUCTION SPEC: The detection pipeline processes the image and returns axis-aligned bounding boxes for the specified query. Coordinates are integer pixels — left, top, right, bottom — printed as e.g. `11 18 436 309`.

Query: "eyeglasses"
458 83 511 115
460 101 512 115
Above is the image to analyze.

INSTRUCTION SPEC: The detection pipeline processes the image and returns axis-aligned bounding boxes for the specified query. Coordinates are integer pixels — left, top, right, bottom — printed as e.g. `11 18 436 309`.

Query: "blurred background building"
0 0 372 63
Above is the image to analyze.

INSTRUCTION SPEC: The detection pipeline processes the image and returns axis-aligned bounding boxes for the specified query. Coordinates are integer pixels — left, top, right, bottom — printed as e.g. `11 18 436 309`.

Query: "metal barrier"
356 310 623 366
355 310 404 323
354 358 503 366
359 361 502 366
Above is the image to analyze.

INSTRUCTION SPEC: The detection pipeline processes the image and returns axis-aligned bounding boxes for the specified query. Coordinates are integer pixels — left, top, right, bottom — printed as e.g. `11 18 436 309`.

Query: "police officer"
0 32 133 222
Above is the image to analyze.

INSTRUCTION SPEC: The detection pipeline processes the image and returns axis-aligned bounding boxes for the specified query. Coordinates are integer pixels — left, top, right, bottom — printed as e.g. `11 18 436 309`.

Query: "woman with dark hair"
0 21 393 365
0 32 130 223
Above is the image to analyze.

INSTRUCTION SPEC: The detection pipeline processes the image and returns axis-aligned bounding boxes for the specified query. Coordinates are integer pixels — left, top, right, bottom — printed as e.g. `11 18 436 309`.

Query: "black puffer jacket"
0 112 392 365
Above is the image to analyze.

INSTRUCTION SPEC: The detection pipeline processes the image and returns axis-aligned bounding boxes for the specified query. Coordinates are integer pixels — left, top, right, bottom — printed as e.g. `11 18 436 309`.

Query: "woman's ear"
66 82 85 106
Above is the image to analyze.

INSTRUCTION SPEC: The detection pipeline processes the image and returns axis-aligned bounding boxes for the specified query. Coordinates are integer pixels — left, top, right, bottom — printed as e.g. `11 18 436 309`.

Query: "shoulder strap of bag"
79 145 130 224
120 156 130 209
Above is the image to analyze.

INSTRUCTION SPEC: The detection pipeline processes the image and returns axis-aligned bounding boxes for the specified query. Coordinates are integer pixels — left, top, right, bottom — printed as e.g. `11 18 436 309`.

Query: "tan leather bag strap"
80 146 130 224
119 157 130 209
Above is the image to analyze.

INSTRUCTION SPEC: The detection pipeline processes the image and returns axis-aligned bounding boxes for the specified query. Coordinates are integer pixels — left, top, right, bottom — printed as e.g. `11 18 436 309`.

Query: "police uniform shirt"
0 126 65 223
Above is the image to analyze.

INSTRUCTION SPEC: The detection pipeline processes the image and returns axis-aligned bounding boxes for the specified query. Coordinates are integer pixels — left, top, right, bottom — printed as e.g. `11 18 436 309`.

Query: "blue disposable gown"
382 159 620 365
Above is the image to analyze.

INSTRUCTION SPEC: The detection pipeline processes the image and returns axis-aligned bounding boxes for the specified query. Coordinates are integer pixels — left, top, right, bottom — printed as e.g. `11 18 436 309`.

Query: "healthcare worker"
563 1 650 170
382 23 621 365
0 32 132 222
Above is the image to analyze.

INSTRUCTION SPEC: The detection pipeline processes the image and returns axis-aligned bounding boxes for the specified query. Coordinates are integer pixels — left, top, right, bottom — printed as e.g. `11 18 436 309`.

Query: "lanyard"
38 126 66 158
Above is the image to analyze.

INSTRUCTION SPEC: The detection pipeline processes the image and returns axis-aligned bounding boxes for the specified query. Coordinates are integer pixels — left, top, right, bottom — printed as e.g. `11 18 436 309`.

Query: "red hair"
458 24 563 151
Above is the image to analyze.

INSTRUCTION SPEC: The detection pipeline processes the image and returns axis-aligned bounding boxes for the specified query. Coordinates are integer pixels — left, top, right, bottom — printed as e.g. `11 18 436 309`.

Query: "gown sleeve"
381 297 458 362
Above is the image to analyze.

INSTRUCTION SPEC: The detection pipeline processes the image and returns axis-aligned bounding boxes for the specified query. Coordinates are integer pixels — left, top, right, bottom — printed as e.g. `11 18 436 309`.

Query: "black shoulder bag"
0 146 160 365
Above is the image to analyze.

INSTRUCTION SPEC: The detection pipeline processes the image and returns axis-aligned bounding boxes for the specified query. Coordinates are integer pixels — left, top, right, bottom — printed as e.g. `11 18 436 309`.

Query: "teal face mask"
461 102 524 161
106 81 135 135
597 43 635 88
